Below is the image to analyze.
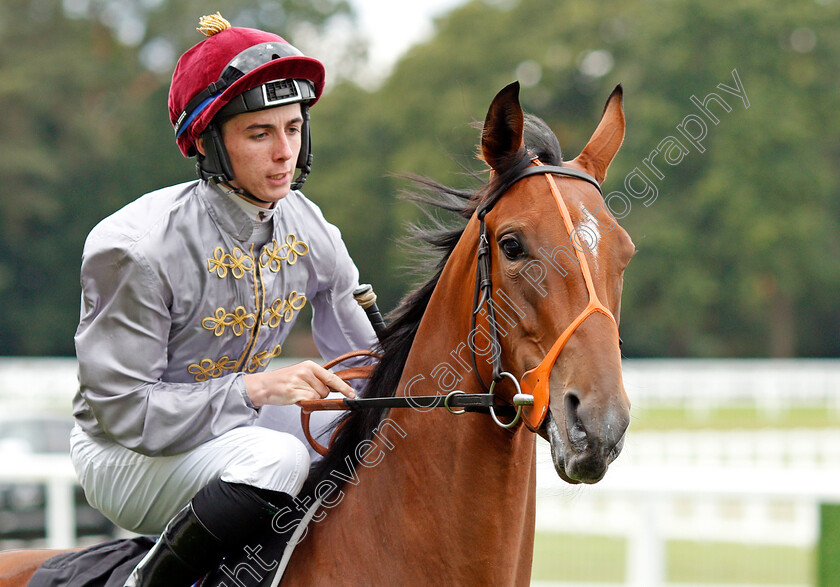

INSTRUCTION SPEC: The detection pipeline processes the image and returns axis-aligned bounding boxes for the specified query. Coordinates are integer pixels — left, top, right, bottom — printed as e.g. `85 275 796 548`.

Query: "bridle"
470 157 619 431
297 157 620 455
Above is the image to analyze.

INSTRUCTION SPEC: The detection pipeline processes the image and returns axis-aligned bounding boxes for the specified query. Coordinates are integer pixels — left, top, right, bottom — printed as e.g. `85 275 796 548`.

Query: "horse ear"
570 85 625 184
481 82 525 173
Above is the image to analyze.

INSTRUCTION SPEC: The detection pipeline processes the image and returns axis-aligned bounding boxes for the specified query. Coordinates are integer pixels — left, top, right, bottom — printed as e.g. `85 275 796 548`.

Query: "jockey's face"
217 103 304 207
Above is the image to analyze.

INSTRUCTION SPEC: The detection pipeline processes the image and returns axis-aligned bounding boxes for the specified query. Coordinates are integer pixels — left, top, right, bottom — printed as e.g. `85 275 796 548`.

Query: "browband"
513 164 602 194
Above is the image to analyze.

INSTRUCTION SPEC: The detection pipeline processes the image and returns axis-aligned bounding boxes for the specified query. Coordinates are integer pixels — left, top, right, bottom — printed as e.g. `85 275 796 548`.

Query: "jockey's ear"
480 82 525 173
569 85 625 184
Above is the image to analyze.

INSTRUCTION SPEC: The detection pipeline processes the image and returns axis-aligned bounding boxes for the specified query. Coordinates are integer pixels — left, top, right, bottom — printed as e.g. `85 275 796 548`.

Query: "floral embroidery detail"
188 355 237 382
208 235 308 278
259 234 309 272
263 292 307 328
201 306 257 337
247 344 283 373
227 248 255 279
196 235 311 380
207 246 254 279
207 247 229 278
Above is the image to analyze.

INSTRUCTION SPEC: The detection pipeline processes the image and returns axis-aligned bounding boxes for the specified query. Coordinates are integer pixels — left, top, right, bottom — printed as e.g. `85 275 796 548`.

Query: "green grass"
532 533 813 585
532 532 625 583
629 405 840 431
668 541 813 585
531 408 834 585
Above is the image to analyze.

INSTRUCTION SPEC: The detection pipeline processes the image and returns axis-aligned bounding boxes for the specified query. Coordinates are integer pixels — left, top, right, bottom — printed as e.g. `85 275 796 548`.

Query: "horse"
0 80 633 586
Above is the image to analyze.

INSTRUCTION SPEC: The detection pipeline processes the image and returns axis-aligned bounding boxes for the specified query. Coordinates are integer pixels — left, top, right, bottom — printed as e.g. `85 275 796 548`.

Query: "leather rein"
298 158 619 455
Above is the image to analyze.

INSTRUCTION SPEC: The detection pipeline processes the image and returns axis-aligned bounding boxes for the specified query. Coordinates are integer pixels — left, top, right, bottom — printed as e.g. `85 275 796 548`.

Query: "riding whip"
353 284 386 342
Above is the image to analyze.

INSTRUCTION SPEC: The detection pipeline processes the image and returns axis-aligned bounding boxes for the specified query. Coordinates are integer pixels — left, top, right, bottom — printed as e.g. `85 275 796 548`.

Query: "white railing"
0 357 81 412
2 357 839 414
623 358 840 417
621 428 840 470
535 435 840 587
0 454 79 549
1 357 838 583
3 436 839 570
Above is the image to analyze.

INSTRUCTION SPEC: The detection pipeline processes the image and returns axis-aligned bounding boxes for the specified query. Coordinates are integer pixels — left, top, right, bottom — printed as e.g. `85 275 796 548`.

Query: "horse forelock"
302 114 564 497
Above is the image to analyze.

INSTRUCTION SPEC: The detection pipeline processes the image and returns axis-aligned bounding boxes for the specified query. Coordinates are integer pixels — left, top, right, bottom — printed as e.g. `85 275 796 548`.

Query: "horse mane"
301 114 563 497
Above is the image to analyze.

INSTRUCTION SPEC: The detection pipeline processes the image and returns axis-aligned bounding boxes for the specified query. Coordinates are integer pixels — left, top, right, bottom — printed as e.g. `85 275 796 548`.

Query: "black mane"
301 115 563 497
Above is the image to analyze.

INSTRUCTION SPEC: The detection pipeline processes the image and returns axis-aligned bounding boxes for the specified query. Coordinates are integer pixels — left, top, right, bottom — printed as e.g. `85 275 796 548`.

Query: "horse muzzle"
543 389 629 484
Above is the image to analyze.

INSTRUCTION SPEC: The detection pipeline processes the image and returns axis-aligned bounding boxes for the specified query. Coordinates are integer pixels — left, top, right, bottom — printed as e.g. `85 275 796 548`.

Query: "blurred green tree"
1 0 838 358
307 0 840 358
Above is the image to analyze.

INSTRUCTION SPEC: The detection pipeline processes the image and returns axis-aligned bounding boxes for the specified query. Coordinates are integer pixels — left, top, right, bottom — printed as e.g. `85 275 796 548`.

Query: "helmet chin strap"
214 163 310 207
291 155 311 191
215 179 274 208
196 110 311 201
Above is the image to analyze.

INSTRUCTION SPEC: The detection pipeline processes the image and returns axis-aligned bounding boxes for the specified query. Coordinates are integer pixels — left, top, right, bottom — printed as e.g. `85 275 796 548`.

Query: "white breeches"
70 424 310 535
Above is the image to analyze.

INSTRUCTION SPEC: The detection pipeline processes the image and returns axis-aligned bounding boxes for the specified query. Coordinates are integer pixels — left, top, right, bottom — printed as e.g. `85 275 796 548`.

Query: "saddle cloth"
27 497 323 587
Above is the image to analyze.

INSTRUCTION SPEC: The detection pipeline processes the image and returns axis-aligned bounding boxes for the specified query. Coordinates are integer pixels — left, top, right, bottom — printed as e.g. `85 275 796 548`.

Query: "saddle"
27 537 154 587
27 498 323 587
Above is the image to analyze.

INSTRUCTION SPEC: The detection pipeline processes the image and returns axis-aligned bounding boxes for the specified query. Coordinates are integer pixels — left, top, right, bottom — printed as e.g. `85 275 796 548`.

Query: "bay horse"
0 80 633 586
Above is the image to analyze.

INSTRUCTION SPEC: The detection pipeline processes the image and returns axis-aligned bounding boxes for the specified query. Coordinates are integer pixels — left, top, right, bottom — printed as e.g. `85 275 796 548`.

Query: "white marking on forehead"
575 203 601 261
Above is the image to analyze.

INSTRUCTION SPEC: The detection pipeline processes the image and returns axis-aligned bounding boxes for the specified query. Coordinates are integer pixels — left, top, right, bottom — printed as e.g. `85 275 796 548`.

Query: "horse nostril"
564 390 588 451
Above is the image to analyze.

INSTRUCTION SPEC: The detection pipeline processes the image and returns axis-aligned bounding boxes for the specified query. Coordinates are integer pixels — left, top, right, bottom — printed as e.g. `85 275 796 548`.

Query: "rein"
297 158 618 455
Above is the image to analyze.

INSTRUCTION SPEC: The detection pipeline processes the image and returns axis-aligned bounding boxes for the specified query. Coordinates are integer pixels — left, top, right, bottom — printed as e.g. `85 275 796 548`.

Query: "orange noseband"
518 160 618 431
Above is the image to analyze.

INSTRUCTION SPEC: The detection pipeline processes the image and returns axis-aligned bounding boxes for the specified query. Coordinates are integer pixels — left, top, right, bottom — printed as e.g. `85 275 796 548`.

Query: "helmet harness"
168 14 326 201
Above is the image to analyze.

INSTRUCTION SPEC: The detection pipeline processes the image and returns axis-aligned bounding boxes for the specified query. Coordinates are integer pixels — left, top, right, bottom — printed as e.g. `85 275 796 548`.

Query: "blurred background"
0 0 838 585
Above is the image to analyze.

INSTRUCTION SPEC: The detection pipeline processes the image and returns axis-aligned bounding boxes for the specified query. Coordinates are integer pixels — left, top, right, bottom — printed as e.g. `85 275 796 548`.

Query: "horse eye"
499 236 526 260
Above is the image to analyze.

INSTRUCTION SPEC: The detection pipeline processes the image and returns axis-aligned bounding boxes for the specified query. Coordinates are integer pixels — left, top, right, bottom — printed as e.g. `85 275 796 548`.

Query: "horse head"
478 82 633 484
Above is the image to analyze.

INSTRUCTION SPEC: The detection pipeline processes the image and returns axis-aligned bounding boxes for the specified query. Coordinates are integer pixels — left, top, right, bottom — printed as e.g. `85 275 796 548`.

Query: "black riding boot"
124 501 225 587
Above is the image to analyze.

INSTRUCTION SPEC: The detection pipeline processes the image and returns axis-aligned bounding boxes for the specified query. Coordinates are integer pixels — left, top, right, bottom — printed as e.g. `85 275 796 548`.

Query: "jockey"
70 13 377 586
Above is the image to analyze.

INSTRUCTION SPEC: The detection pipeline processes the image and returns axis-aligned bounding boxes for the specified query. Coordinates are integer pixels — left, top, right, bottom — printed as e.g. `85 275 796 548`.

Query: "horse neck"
381 214 537 579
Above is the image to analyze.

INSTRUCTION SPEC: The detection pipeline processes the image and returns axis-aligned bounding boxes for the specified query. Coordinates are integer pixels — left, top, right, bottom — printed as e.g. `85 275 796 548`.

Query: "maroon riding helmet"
169 15 326 190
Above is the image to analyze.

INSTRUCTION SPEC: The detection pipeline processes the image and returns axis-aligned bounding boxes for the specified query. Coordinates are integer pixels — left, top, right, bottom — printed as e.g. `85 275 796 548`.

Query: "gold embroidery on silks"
207 235 309 279
227 247 254 279
259 234 309 271
195 235 310 380
207 246 255 279
201 306 257 337
247 344 283 373
188 355 237 382
263 292 307 328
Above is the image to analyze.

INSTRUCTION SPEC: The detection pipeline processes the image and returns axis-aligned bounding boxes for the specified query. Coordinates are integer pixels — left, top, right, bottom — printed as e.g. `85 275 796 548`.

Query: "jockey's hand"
244 360 356 407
